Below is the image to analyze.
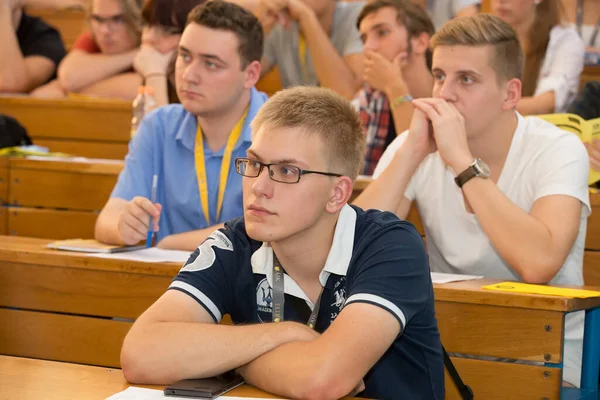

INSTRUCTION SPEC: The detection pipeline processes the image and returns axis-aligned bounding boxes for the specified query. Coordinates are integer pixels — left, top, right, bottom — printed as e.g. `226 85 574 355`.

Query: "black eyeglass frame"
235 157 343 184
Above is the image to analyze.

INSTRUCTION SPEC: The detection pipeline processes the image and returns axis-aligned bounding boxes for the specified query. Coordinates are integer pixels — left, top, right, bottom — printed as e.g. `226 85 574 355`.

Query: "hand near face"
412 98 473 172
259 0 311 30
134 44 174 78
363 49 408 93
405 107 437 162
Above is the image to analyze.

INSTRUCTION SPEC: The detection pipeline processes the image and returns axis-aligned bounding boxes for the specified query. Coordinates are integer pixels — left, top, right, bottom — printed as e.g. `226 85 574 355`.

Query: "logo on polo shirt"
256 278 273 322
180 231 233 272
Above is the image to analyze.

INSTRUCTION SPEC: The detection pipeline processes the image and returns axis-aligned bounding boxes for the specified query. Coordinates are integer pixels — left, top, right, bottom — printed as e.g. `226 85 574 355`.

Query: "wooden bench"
1 236 598 399
0 97 131 159
2 157 122 239
0 236 177 368
581 65 600 91
26 7 86 50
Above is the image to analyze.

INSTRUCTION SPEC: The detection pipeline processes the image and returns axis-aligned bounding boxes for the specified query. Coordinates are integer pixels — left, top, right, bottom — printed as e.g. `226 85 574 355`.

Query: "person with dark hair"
492 0 585 114
133 0 207 105
352 0 435 175
95 0 268 251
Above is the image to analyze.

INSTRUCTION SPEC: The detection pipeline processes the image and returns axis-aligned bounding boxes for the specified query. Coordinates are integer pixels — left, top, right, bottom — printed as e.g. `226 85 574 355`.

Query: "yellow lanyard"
298 35 308 80
195 108 248 225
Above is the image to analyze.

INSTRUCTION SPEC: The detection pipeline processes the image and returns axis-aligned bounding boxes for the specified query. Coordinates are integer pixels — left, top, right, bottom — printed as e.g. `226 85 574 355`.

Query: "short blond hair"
430 14 523 83
251 87 365 180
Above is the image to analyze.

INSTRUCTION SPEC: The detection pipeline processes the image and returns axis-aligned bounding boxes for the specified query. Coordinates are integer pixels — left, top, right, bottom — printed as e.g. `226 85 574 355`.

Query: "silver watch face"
473 158 491 177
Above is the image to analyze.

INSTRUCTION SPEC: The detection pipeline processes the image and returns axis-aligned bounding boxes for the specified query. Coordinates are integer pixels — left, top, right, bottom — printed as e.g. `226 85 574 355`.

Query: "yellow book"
47 239 145 253
537 113 600 185
482 281 600 298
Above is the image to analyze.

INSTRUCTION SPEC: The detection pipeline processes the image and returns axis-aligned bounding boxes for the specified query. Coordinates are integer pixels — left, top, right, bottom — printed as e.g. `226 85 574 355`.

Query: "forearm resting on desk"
238 341 361 400
57 50 137 93
122 319 317 384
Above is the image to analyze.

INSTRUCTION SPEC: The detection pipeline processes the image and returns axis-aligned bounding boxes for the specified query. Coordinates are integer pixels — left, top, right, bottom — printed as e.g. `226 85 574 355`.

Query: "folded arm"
0 4 56 92
121 290 319 384
237 303 400 400
57 49 137 93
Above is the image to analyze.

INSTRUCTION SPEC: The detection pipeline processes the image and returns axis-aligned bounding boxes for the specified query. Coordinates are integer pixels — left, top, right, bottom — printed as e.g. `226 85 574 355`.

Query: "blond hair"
430 14 523 84
251 87 365 180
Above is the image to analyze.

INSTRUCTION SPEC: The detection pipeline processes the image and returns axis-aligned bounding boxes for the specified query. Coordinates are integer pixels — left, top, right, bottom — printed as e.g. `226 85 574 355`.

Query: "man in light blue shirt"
95 1 268 251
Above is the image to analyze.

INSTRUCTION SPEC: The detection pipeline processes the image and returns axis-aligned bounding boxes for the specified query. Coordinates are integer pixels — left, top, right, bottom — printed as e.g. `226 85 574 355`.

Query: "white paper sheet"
430 272 483 284
106 386 286 400
89 247 191 264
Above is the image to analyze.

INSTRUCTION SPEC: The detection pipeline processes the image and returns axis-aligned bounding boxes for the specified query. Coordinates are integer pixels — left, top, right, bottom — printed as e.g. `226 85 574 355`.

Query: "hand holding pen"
116 175 161 246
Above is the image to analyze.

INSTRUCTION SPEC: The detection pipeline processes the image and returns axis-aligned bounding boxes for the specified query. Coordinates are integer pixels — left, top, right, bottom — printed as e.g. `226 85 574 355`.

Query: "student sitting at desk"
0 0 67 93
120 86 444 400
354 14 590 387
231 0 365 99
491 0 585 114
352 0 434 175
31 0 144 100
95 1 268 251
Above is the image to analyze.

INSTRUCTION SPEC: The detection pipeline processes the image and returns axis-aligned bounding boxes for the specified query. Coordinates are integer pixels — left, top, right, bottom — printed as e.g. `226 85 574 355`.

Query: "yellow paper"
537 113 600 185
482 281 600 298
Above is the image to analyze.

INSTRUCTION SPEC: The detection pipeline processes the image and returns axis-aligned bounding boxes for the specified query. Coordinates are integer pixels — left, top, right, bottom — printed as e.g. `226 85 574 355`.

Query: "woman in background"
492 0 585 114
133 0 206 106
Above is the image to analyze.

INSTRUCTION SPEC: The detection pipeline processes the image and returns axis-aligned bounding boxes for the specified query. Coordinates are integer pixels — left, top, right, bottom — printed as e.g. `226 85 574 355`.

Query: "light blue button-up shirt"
111 87 268 243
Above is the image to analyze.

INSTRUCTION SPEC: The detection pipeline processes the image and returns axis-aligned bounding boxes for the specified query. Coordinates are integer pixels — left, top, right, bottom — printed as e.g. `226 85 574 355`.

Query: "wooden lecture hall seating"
0 236 599 399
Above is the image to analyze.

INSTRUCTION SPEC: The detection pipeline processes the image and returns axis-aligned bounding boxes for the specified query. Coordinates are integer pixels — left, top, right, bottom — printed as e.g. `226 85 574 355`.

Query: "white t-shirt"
373 113 590 387
535 25 585 112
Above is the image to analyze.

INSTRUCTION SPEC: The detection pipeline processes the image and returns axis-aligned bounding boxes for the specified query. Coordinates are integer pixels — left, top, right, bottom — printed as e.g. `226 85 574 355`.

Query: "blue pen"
146 174 158 247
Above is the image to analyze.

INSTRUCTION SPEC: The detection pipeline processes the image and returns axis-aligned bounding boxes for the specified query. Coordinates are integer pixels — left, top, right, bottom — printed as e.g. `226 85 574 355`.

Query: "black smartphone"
164 372 244 399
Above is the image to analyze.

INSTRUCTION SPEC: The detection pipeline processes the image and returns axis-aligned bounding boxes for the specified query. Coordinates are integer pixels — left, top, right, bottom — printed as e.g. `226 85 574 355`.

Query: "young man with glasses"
120 86 444 400
95 1 267 251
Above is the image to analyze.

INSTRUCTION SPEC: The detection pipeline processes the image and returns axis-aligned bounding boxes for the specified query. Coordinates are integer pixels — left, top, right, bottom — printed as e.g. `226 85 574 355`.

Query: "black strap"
442 346 474 400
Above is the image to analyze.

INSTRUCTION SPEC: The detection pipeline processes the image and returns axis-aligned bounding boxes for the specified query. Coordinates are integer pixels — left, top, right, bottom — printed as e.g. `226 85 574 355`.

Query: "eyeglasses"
90 14 126 30
235 157 342 184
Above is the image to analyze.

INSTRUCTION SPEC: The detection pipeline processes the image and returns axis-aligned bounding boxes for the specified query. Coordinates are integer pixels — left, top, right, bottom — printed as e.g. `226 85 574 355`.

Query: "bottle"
131 86 146 138
143 86 157 114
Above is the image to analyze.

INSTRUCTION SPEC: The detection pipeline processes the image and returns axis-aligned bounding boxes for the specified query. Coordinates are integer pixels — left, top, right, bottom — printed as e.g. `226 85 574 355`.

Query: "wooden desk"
25 8 86 50
2 157 123 239
0 236 177 368
0 355 312 400
0 97 131 159
1 236 599 399
581 65 600 91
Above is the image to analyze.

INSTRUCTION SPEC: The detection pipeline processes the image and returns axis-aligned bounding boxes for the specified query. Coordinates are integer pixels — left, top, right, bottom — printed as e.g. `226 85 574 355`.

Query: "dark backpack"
0 114 32 149
568 81 600 120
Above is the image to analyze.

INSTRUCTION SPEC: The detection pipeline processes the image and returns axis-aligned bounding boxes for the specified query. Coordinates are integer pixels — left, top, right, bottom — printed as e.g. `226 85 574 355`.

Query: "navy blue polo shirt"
169 205 444 399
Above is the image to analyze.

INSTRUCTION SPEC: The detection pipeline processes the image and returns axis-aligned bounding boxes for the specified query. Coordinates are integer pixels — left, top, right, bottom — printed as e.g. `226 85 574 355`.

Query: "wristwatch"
454 158 491 188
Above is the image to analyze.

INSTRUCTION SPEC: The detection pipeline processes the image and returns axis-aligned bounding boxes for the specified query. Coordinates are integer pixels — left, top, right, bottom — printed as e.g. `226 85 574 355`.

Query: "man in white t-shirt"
354 14 590 388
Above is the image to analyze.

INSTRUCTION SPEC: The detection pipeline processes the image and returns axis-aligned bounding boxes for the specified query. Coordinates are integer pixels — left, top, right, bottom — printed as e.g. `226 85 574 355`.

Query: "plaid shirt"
352 86 391 176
